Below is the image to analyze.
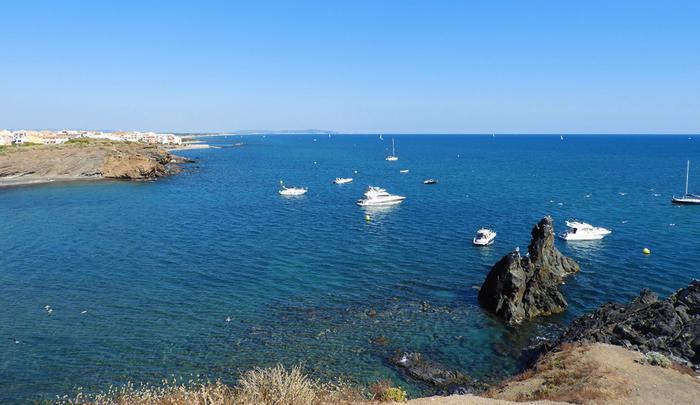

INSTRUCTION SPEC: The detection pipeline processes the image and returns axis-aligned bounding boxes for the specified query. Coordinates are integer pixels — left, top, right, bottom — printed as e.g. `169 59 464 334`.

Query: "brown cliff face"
0 140 187 186
100 146 176 179
478 216 580 325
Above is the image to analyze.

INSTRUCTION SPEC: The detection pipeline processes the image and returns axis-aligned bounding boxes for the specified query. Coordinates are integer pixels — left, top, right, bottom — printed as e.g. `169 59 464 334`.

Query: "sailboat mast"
392 138 395 155
686 160 690 195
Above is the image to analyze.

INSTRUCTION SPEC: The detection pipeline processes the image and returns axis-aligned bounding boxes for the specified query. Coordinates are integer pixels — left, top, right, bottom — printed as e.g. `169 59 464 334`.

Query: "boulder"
559 280 700 368
389 351 485 395
478 216 579 325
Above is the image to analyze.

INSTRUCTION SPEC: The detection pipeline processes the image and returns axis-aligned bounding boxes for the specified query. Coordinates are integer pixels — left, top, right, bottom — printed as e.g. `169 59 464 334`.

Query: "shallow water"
1 135 699 402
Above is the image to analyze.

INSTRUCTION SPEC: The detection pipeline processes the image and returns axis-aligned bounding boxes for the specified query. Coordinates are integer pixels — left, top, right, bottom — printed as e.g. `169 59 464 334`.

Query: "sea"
1 134 699 402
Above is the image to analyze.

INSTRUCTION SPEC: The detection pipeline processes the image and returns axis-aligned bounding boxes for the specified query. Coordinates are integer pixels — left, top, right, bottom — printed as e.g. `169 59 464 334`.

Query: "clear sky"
1 1 698 134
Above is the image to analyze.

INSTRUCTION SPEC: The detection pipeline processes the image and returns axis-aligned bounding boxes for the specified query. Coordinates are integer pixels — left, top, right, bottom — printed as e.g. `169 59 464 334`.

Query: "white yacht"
333 177 353 184
279 186 308 196
473 228 496 246
400 169 410 173
558 220 611 241
356 186 405 206
672 160 700 204
385 138 398 161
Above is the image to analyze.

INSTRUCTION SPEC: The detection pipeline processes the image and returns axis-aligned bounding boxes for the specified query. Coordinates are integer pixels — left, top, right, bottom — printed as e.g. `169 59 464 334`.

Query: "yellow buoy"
365 214 371 222
643 248 651 255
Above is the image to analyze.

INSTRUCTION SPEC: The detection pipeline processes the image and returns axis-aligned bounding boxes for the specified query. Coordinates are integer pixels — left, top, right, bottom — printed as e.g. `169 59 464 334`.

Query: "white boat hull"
385 156 398 161
279 189 307 196
473 238 495 246
357 198 405 207
672 196 700 204
333 178 353 184
558 232 605 241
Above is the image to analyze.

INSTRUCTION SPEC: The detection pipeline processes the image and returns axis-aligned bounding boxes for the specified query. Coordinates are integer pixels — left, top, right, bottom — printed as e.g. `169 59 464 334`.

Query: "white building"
0 130 12 145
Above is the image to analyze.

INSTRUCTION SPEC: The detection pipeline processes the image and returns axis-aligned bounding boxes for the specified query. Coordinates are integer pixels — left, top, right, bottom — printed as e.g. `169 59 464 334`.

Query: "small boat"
473 228 496 246
333 177 353 184
399 169 410 173
423 179 438 185
385 138 398 161
279 186 307 196
672 160 700 204
356 186 405 206
560 135 564 140
558 220 611 241
379 134 384 141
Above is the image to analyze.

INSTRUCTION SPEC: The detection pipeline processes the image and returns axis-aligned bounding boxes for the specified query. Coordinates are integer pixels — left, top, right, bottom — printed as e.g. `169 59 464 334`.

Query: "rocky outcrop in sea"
389 351 487 395
478 216 580 325
558 280 700 369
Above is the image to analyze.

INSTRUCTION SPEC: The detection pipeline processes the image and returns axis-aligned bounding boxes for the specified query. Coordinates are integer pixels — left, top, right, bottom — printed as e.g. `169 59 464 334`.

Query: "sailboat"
385 138 398 161
672 160 700 204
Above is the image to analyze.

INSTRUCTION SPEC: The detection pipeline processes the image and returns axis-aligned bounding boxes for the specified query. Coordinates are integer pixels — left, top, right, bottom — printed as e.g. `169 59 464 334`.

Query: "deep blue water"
1 135 699 402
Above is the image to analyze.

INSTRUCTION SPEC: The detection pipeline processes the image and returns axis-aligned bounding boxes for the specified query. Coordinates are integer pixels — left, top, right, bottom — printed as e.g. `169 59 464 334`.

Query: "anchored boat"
473 228 496 246
558 220 611 241
385 138 398 161
279 185 308 196
356 186 405 206
672 160 700 204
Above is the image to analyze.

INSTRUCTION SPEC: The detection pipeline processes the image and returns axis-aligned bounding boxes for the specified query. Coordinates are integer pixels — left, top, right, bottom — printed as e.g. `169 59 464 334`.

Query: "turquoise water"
1 135 699 402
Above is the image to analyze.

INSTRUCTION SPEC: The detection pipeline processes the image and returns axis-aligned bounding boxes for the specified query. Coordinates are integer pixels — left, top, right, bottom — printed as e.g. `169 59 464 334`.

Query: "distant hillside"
226 129 337 135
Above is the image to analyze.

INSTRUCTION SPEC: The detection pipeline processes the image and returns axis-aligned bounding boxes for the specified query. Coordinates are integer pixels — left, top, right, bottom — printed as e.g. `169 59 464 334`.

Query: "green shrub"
638 352 672 368
381 386 407 402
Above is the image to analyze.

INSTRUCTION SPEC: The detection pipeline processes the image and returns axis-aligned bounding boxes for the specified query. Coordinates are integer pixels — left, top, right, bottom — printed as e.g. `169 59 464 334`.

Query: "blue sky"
1 1 698 133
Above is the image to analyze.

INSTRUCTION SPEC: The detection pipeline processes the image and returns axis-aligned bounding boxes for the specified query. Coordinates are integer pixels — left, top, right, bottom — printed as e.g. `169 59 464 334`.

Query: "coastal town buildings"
0 129 182 146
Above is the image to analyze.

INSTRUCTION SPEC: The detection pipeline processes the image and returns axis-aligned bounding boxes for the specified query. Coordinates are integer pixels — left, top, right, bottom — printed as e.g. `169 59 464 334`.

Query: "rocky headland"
558 280 700 370
0 140 191 187
478 216 580 325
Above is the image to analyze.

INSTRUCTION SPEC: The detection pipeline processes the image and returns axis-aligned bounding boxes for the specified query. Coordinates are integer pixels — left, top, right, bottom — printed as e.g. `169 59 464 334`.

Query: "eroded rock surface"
0 141 188 186
558 280 700 368
478 216 579 325
390 351 486 395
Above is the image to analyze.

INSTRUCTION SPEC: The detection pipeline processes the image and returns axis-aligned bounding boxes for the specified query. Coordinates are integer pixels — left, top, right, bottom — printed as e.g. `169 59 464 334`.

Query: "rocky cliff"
558 280 700 369
0 141 189 186
478 216 579 325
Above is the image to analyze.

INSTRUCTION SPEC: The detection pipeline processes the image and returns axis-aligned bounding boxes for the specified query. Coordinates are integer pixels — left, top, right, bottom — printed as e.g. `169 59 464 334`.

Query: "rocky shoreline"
0 140 192 187
391 217 700 403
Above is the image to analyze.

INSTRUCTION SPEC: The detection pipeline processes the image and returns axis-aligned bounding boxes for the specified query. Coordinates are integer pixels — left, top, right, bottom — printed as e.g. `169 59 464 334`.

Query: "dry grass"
57 365 365 405
487 344 630 404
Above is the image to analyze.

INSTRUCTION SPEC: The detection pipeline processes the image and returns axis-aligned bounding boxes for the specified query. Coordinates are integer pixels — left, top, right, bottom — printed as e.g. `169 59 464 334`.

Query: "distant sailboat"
672 160 700 204
385 138 398 161
560 135 564 140
379 134 384 141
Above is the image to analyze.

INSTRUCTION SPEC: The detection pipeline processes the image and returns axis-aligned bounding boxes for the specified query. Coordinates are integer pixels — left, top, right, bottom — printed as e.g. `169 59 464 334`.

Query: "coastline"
0 174 103 188
0 141 190 188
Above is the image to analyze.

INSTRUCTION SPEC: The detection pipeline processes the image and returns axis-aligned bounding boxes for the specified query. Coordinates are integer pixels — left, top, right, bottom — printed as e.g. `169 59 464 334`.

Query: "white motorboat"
385 138 398 161
423 178 438 185
279 186 307 196
333 177 353 184
473 228 496 246
672 160 700 204
400 169 409 173
356 186 405 206
558 220 611 241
